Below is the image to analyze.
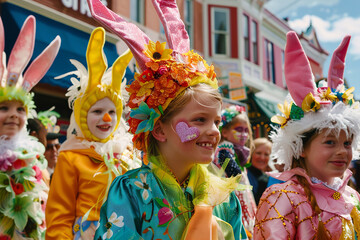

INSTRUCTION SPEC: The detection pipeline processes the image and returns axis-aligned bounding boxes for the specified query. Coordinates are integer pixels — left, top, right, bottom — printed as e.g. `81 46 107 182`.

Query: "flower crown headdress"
220 105 246 130
270 31 360 170
0 16 60 113
37 107 61 136
59 27 132 143
87 0 218 151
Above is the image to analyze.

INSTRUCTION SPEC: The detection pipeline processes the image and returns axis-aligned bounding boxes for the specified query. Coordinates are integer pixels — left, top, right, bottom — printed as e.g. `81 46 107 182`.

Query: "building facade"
1 0 328 138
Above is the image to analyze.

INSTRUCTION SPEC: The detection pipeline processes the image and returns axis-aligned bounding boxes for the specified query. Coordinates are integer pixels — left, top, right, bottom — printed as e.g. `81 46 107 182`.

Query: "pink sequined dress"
254 168 360 239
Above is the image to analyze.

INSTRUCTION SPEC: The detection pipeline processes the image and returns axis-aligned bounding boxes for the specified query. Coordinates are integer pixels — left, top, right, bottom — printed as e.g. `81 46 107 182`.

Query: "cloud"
288 15 360 58
265 0 340 16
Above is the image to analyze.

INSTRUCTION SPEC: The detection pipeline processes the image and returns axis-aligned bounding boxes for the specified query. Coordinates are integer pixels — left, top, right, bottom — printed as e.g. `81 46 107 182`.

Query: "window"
211 8 230 56
243 15 250 60
281 49 286 88
184 0 193 48
130 0 144 24
265 39 275 83
251 20 258 64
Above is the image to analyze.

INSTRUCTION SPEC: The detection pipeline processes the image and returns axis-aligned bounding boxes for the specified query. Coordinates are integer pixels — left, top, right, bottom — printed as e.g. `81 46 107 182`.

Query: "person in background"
247 137 272 205
44 134 61 176
0 15 60 239
213 104 257 238
88 0 247 239
254 32 360 239
27 117 47 146
38 108 63 176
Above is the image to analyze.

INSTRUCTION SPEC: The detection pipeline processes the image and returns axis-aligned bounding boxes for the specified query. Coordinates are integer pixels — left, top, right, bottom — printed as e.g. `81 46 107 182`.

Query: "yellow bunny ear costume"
71 27 132 142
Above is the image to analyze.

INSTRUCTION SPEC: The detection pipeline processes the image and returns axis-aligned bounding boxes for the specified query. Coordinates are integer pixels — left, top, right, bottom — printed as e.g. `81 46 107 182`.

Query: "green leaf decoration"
289 104 304 120
154 197 168 208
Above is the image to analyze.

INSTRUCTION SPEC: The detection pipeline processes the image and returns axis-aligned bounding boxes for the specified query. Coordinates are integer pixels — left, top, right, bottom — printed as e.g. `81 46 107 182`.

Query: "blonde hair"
147 83 222 157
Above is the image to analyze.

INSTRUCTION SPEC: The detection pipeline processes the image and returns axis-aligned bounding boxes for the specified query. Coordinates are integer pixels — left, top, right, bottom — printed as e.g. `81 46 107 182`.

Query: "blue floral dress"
94 162 247 240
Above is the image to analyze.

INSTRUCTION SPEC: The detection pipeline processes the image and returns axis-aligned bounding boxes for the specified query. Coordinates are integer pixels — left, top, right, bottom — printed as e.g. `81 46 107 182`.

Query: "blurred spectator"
45 133 61 176
247 138 272 205
27 118 47 146
38 108 62 177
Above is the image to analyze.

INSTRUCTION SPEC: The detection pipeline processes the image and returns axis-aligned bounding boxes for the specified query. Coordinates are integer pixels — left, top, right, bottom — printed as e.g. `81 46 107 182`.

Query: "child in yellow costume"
45 28 141 239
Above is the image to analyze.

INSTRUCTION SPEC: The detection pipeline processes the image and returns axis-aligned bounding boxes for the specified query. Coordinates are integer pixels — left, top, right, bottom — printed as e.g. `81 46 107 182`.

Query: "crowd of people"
0 0 359 239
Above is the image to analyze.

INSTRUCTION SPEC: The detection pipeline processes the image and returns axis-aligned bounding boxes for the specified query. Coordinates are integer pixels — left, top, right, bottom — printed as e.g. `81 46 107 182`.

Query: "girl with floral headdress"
0 16 60 239
254 32 360 239
87 0 247 239
45 27 140 239
213 105 257 238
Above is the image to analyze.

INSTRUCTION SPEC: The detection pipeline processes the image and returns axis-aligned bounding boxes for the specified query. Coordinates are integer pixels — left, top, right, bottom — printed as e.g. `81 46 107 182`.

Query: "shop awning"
1 2 134 89
253 93 281 119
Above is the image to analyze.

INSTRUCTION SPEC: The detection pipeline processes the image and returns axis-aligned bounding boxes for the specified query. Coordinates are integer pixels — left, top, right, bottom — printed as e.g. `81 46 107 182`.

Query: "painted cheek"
175 121 200 143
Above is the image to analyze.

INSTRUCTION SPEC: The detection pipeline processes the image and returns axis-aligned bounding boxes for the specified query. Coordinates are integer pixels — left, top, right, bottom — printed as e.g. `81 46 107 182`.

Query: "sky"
264 0 360 99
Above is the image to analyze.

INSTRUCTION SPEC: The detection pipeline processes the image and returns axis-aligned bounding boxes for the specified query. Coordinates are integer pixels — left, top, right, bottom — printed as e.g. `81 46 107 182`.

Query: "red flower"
128 118 143 134
12 182 24 195
0 235 11 240
13 159 26 169
139 69 154 82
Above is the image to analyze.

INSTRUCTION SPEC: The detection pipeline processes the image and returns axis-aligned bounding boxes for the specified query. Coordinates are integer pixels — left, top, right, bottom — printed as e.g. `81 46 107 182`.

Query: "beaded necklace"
167 167 190 189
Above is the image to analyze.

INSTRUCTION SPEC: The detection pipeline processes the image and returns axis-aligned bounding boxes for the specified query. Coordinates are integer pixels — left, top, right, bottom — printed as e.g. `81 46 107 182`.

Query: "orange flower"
145 61 160 71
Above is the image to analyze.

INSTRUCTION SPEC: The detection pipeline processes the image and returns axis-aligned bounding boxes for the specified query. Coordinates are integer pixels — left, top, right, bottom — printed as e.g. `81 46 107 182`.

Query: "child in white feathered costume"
0 16 60 239
45 27 141 240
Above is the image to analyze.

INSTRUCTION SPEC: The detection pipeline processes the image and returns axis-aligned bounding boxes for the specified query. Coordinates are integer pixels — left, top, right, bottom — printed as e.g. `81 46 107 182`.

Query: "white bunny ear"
0 18 5 84
22 35 61 91
6 15 35 87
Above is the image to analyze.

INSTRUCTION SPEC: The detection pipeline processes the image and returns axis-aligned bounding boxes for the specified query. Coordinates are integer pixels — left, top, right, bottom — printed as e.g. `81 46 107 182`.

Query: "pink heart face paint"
175 121 200 143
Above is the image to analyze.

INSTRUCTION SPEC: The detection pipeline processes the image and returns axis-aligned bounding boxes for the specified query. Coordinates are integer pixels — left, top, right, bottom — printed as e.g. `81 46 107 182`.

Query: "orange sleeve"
45 151 78 239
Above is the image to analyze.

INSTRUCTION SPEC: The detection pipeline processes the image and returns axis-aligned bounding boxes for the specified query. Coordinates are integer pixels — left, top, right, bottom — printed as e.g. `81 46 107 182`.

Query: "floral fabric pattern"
94 165 246 239
0 134 48 239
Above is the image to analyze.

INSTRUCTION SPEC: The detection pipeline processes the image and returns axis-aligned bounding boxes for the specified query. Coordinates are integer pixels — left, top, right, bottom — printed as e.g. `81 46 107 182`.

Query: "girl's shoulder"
261 178 307 203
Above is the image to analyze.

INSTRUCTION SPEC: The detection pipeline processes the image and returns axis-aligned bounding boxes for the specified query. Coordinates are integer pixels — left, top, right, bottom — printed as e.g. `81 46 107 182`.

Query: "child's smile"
0 100 26 138
302 129 352 184
87 98 117 140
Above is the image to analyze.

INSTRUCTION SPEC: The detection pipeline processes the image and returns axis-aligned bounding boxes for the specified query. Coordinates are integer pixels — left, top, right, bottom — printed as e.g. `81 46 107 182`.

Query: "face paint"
231 127 248 146
175 121 200 143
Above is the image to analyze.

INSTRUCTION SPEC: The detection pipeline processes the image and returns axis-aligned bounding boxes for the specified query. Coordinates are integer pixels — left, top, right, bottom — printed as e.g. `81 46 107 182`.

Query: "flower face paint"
231 126 249 146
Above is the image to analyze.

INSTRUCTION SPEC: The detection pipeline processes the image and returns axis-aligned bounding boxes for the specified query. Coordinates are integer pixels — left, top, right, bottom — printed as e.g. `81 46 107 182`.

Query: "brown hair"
291 129 330 239
147 83 222 157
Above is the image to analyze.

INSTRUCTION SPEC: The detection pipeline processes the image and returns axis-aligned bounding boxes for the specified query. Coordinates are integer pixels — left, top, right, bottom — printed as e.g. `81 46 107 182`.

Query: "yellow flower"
341 87 355 104
137 81 154 97
271 101 292 127
302 92 320 112
321 87 337 102
143 40 173 62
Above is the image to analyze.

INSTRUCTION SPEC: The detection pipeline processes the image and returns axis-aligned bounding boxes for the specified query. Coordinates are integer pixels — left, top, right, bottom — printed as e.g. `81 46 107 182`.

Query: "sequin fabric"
254 168 360 239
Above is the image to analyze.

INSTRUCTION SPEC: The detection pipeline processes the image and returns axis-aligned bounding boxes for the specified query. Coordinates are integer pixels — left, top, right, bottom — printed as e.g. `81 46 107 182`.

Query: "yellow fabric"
72 27 132 143
45 150 115 239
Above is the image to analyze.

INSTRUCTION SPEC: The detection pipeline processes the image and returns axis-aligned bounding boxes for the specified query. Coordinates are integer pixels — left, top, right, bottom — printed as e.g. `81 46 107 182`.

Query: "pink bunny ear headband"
0 16 60 113
270 31 360 171
87 0 218 152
